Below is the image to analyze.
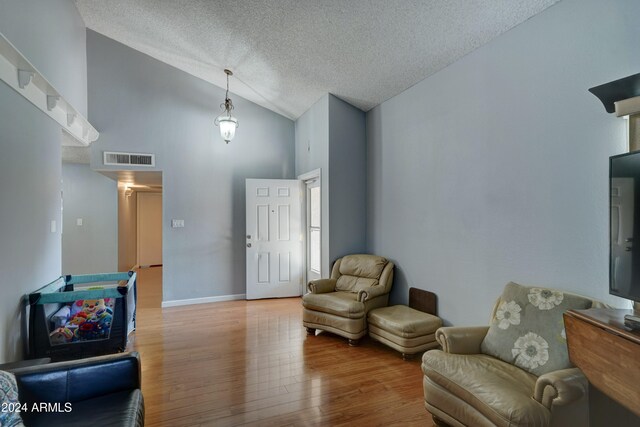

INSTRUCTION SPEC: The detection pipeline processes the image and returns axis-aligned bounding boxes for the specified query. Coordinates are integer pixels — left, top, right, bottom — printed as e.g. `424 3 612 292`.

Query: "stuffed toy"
64 324 79 341
96 309 114 337
49 328 67 345
81 299 107 316
49 327 74 345
77 321 97 340
68 312 87 327
57 297 116 342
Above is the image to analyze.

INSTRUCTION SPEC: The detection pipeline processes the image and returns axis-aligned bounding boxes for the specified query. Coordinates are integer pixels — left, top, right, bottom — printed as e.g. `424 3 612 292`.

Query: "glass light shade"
217 114 238 143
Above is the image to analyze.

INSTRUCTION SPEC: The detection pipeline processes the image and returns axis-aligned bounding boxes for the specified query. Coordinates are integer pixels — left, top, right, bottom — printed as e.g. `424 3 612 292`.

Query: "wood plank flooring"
135 266 162 309
129 267 434 426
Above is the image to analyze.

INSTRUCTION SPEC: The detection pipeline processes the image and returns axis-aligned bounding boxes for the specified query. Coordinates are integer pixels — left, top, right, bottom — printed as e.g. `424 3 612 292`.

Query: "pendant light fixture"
214 69 239 143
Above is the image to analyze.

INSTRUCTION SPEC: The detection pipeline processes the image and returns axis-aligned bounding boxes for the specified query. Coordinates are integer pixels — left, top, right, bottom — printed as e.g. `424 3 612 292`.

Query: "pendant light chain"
222 69 234 113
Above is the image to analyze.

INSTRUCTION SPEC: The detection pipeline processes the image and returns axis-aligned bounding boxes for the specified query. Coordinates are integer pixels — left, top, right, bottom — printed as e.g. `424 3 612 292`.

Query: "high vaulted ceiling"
74 0 560 120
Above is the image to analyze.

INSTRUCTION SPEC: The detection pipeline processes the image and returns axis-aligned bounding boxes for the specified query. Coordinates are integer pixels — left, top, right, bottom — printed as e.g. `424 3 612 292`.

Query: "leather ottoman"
368 304 442 360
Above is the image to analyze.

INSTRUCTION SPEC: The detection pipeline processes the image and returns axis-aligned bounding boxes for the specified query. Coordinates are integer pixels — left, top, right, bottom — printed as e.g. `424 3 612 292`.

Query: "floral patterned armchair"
421 282 605 427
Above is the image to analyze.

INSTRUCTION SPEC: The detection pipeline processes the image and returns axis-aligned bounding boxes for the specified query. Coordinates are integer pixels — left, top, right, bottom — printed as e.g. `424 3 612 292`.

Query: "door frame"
298 168 322 294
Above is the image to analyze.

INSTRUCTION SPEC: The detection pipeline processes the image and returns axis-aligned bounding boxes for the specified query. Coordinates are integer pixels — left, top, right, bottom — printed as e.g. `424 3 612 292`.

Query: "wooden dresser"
564 308 640 418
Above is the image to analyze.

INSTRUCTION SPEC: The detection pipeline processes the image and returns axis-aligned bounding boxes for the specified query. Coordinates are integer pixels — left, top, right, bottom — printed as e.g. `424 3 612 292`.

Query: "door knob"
246 243 252 248
247 235 251 239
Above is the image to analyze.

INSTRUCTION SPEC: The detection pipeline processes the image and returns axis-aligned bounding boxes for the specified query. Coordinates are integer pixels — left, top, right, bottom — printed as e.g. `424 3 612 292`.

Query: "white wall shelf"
0 32 99 147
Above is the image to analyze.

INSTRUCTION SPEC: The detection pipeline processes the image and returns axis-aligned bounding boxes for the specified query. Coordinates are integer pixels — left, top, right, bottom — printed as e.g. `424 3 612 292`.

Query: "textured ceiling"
74 0 560 119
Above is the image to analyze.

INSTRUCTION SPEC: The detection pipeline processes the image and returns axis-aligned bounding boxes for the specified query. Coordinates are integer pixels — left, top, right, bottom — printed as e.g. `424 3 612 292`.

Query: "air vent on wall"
103 151 155 167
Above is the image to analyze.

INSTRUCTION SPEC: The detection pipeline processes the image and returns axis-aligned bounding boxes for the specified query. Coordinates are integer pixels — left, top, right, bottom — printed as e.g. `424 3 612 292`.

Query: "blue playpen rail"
29 272 136 305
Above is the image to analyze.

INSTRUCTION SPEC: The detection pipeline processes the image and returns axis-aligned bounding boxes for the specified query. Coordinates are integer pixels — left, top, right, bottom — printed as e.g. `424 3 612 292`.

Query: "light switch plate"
50 220 56 233
171 219 185 228
77 218 83 226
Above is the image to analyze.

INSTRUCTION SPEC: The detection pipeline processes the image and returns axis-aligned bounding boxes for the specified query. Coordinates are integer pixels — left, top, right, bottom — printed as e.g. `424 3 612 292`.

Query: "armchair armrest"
357 285 387 302
12 352 141 404
307 278 337 294
436 326 489 354
533 367 588 410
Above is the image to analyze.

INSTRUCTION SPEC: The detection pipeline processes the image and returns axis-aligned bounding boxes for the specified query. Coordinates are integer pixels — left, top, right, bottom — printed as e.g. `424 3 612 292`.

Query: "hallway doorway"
109 170 164 307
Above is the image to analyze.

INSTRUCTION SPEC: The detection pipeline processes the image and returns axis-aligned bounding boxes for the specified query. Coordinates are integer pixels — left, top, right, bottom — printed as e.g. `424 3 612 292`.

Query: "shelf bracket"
67 113 76 127
17 69 34 89
46 95 60 111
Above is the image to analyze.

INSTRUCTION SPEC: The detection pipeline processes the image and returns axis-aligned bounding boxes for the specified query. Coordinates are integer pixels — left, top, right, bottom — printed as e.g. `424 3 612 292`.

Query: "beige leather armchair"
302 254 394 346
421 291 605 427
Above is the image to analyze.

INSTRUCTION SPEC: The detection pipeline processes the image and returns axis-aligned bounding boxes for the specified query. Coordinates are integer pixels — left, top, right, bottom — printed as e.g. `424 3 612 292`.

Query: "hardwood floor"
135 266 162 309
129 268 434 426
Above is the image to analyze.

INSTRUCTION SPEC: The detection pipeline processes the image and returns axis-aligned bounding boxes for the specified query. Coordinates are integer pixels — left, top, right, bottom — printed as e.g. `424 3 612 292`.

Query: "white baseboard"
161 293 246 308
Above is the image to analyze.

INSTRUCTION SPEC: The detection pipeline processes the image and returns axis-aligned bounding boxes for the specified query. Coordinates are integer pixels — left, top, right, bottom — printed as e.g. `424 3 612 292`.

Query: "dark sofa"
9 352 144 427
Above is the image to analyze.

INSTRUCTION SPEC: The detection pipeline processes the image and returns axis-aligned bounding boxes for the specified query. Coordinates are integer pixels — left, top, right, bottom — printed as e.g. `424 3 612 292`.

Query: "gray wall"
366 0 639 326
0 86 62 363
295 94 367 275
328 95 367 260
86 31 295 302
295 95 331 276
62 163 118 274
0 0 87 116
0 0 87 362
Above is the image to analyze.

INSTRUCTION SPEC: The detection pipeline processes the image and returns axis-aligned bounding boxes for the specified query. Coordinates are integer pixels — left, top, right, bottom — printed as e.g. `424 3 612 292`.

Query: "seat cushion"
480 282 592 376
339 255 387 279
422 350 549 426
369 325 438 354
302 292 365 319
336 275 378 292
22 390 144 427
368 305 442 338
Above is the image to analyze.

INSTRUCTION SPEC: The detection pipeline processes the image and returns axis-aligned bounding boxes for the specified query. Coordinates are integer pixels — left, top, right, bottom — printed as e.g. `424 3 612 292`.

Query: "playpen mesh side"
27 272 136 361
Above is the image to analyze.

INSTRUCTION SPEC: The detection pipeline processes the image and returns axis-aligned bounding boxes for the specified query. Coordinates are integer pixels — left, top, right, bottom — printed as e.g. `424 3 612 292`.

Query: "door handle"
246 243 252 248
625 247 632 251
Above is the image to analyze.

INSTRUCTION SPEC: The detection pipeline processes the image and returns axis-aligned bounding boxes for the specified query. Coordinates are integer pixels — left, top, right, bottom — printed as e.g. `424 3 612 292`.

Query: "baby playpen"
27 271 136 361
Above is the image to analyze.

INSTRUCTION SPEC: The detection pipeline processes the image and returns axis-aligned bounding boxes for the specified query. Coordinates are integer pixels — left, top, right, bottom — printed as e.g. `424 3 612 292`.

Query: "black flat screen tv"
610 150 640 303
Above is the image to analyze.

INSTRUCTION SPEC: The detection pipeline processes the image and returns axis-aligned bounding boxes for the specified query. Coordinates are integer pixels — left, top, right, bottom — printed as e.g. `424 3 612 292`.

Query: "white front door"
246 179 303 299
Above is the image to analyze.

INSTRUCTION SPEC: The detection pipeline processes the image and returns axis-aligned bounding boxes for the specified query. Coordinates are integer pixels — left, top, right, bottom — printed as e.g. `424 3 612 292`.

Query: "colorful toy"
64 324 79 339
77 321 97 340
70 311 87 322
49 327 74 344
30 271 137 361
48 297 118 345
81 298 107 316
